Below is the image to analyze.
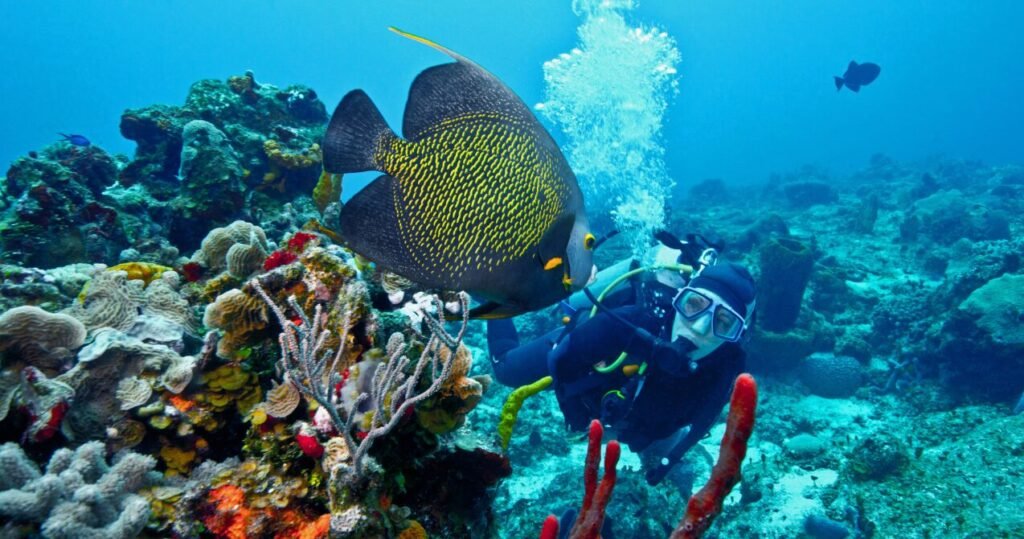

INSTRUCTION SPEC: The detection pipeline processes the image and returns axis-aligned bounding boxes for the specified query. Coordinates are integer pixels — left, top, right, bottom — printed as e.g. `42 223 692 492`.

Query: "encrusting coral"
63 269 197 335
0 441 157 539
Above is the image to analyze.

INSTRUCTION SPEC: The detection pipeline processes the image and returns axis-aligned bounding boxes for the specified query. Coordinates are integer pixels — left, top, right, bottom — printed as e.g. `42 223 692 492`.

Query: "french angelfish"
834 61 881 92
323 27 595 319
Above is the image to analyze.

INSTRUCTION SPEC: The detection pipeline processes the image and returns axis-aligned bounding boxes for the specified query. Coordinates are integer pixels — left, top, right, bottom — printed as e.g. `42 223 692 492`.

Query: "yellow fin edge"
388 26 460 60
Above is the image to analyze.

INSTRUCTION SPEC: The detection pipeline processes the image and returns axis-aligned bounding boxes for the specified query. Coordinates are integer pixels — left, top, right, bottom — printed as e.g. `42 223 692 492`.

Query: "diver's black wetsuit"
487 288 744 470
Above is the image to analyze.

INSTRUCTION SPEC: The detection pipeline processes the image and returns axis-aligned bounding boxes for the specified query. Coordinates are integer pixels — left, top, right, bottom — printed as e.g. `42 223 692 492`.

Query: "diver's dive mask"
672 287 749 342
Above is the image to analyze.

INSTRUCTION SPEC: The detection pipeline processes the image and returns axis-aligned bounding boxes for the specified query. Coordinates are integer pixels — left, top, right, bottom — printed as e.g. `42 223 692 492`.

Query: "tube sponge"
0 441 156 539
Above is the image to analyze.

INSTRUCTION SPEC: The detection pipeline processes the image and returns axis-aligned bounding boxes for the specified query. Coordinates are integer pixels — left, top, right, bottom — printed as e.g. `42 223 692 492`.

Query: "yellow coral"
397 520 428 539
312 169 342 214
416 344 484 435
200 364 261 415
107 262 171 285
264 139 322 170
149 415 173 430
204 364 252 391
160 445 197 475
249 405 268 426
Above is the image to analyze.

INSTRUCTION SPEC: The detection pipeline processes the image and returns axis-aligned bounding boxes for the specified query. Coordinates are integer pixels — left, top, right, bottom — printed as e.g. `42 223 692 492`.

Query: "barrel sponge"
799 352 862 398
0 441 155 539
0 306 86 372
203 288 269 359
193 221 269 273
757 236 815 332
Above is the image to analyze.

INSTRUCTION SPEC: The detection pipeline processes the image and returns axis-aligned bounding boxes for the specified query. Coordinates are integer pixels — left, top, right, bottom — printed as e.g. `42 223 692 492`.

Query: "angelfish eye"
584 233 596 250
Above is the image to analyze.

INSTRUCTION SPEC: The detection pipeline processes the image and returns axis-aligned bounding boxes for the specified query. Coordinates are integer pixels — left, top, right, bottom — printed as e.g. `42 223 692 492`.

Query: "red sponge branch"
569 420 621 538
671 373 758 539
539 515 560 539
540 420 621 539
538 374 758 539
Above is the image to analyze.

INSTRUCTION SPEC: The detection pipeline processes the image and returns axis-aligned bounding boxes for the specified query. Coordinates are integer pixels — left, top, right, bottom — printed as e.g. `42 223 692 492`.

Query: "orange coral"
204 485 251 539
202 485 329 539
169 394 195 412
416 343 484 434
274 511 330 539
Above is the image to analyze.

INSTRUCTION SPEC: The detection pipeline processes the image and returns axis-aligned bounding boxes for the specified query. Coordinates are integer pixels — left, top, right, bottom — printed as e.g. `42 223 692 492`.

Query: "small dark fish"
834 61 881 92
59 133 91 146
323 27 594 319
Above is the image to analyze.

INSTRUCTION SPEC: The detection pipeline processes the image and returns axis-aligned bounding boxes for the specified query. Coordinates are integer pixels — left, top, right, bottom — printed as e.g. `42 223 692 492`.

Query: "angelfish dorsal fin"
388 26 541 142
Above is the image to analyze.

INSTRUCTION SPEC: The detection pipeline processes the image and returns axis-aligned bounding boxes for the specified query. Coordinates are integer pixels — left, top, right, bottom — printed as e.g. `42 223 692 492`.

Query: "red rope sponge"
671 373 758 539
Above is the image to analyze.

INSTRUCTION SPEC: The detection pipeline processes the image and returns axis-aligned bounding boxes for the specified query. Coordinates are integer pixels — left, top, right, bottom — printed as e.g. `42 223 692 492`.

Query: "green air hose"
589 263 693 374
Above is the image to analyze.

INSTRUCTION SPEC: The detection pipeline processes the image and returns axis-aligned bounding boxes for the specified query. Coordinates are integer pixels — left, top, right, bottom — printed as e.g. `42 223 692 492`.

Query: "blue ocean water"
3 1 1022 184
2 2 1024 538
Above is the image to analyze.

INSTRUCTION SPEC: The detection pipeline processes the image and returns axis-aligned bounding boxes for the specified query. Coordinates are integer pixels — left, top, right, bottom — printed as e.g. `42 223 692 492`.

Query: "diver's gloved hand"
646 461 673 486
629 328 691 376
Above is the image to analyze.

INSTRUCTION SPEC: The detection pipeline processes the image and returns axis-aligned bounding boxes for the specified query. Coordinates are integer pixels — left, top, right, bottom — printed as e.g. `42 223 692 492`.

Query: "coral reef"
171 120 247 245
3 70 329 265
0 145 129 267
934 272 1024 398
1 46 1022 539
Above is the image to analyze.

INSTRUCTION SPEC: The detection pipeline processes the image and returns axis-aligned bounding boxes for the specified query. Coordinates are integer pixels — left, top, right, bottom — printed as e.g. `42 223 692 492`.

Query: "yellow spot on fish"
544 257 563 271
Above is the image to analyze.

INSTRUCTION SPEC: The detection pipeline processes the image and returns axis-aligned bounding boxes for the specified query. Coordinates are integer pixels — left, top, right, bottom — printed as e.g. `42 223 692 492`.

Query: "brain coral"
193 221 269 275
64 271 146 331
202 288 269 359
799 352 862 398
0 306 87 372
64 269 196 335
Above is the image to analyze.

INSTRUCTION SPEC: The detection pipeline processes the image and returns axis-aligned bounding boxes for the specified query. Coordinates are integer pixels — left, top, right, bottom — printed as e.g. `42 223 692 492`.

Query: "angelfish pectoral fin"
468 301 526 319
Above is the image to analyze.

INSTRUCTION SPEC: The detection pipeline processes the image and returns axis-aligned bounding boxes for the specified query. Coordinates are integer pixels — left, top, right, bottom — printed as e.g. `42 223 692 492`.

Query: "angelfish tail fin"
323 90 396 173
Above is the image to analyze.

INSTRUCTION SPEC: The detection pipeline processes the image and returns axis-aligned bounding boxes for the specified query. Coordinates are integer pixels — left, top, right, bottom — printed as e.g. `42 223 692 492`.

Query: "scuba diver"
487 232 756 487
